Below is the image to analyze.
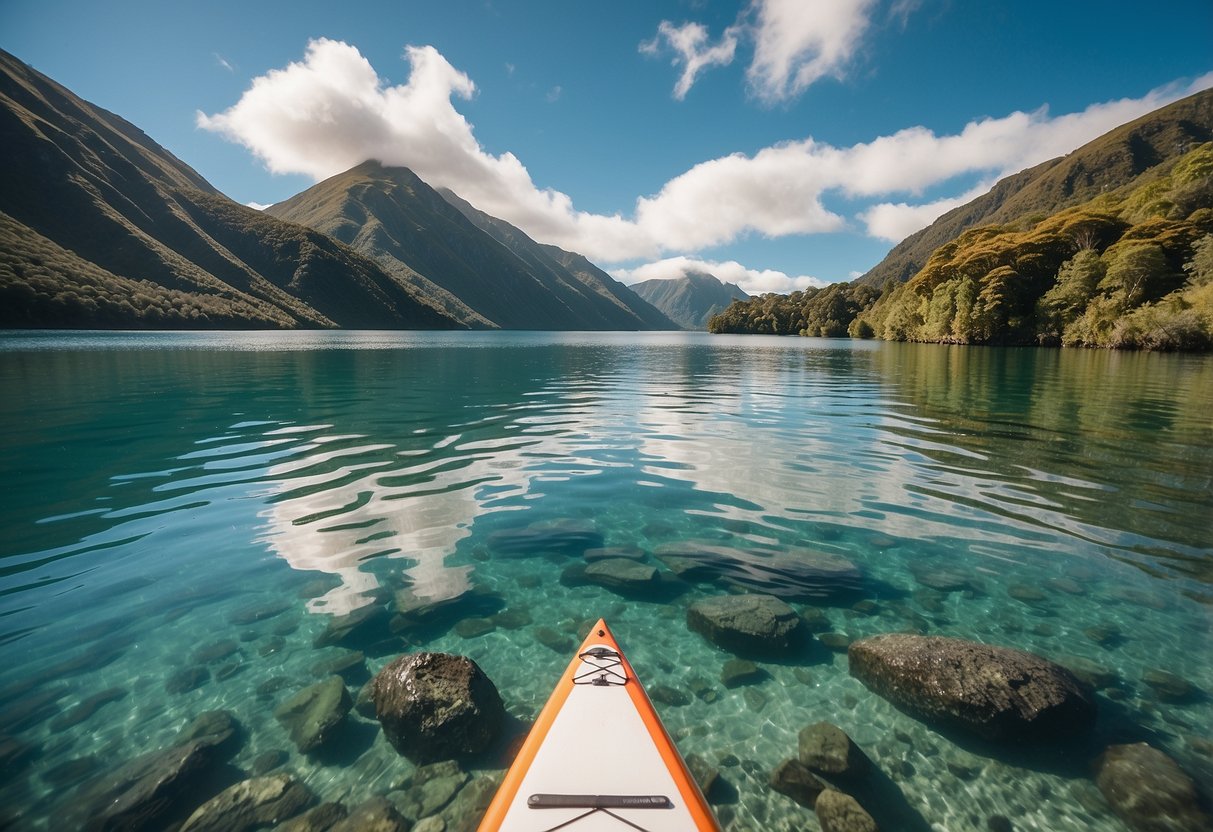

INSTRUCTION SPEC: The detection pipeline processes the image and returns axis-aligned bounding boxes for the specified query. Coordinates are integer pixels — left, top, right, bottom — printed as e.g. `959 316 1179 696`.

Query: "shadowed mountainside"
630 272 749 330
0 49 460 330
265 161 676 330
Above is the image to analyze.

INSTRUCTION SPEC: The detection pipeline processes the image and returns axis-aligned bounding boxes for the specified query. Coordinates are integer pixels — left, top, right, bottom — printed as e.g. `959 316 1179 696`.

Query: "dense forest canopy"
709 143 1213 351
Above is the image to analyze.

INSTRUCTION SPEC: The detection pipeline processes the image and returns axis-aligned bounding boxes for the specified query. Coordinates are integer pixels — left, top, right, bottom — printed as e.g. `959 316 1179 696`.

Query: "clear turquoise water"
1 330 1211 830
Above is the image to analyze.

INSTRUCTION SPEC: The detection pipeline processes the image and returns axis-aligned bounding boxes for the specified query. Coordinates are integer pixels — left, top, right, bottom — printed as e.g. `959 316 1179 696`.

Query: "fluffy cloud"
640 21 739 100
613 256 827 295
198 39 652 260
199 39 1213 274
747 0 877 102
644 0 881 102
859 182 992 242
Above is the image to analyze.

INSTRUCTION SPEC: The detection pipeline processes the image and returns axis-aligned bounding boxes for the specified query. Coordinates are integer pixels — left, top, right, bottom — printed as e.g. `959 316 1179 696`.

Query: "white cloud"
198 39 1213 268
747 0 877 102
613 256 828 295
214 53 234 73
644 0 884 102
641 20 739 100
545 85 562 103
859 181 993 242
245 201 273 211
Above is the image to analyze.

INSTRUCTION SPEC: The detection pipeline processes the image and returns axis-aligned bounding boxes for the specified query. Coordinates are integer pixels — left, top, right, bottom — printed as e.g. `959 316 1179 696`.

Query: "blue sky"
3 0 1211 292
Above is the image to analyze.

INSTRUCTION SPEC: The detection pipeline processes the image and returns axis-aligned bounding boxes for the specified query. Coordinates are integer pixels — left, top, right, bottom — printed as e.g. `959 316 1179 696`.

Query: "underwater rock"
1047 577 1086 596
42 755 100 788
798 606 832 632
392 759 469 820
687 594 805 657
311 651 367 683
251 750 287 777
0 733 37 776
257 677 294 699
258 637 286 658
0 684 70 733
657 543 863 601
533 626 574 654
453 618 495 639
438 775 499 830
1007 584 1049 605
175 710 241 758
371 652 504 763
228 600 292 626
720 659 767 689
815 789 879 832
562 558 683 600
49 687 127 733
684 753 720 801
769 758 828 808
1095 743 1211 832
355 679 378 719
329 797 409 832
273 676 352 754
1142 669 1201 703
391 587 505 636
180 773 313 832
819 633 854 652
1084 623 1124 648
848 634 1096 742
191 639 240 665
165 666 210 695
584 558 659 589
61 739 216 831
272 802 348 832
1055 656 1119 690
908 563 975 593
313 605 390 649
584 545 646 561
487 519 603 558
743 687 769 711
489 608 532 630
799 722 870 780
650 684 692 707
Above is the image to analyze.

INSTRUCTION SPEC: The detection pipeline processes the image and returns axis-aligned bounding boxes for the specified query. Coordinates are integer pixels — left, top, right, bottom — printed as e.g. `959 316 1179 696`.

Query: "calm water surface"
1 331 1211 830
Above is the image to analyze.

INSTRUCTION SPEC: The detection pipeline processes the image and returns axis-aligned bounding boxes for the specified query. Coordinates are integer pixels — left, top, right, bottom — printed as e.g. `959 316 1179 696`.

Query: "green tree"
1036 249 1106 342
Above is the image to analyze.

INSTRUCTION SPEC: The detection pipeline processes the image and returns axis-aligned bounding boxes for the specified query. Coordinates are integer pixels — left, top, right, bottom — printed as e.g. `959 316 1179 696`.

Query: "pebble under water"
1 330 1211 831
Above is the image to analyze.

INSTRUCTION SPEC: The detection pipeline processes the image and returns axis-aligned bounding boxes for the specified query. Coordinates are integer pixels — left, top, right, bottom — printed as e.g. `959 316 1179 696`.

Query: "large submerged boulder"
687 594 805 657
1095 743 1212 832
848 634 1096 741
371 652 504 763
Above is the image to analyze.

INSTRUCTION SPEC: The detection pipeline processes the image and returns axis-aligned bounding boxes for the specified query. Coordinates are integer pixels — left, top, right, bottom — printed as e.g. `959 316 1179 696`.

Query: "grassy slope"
857 89 1213 289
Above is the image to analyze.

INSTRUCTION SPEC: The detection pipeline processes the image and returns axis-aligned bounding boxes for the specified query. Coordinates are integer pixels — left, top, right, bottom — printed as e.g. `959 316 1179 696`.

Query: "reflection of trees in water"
873 343 1213 578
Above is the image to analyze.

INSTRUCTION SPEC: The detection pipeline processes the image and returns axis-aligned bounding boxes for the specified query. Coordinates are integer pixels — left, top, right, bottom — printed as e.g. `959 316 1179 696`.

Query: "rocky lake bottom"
1 331 1211 831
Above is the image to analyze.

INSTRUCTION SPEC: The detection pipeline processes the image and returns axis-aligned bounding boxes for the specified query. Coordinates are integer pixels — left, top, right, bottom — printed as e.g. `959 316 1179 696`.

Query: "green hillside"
855 143 1213 349
857 89 1213 289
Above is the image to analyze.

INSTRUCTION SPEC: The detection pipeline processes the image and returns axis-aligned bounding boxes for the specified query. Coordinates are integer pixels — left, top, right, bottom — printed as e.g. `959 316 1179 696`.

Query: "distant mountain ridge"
265 161 676 331
0 49 459 330
858 89 1213 288
630 273 749 330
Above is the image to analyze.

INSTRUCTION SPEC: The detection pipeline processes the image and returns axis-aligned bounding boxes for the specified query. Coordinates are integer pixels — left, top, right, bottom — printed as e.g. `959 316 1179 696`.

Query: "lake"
1 330 1210 830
